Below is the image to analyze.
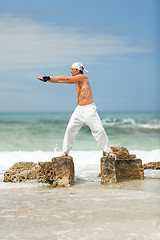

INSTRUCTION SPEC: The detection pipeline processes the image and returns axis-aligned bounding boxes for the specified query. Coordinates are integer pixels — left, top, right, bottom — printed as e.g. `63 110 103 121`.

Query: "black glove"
42 76 51 82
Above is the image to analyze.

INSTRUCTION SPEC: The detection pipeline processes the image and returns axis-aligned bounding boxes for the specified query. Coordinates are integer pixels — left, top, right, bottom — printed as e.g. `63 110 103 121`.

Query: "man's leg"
62 110 84 156
85 108 114 156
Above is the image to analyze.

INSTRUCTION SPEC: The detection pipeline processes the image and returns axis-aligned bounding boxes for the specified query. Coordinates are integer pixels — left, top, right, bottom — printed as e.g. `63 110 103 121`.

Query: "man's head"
71 62 88 76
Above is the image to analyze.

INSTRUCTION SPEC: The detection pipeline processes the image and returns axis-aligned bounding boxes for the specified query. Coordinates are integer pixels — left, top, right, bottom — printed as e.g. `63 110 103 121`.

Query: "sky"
0 0 159 112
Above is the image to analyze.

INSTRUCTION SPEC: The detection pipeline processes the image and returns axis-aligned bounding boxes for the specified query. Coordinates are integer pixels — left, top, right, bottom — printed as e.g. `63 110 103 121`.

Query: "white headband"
71 62 88 72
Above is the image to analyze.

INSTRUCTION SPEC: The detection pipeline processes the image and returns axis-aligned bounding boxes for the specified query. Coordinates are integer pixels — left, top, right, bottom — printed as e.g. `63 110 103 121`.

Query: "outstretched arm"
37 75 85 84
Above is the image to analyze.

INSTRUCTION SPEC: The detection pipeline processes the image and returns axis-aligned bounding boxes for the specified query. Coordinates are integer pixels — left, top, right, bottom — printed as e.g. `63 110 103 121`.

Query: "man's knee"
66 123 81 134
92 127 105 136
66 125 74 133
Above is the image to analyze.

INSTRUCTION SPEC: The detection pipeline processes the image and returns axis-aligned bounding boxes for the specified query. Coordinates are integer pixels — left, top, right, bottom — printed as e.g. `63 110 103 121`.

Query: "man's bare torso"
75 76 93 106
37 69 94 106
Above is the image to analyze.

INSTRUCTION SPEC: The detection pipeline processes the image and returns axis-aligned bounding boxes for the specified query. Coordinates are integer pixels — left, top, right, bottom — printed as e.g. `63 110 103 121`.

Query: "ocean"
0 111 160 151
0 112 160 239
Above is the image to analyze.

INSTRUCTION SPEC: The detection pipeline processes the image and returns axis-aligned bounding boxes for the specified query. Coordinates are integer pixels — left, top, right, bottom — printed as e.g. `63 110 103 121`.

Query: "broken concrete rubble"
3 157 74 187
143 161 160 170
3 162 38 183
3 147 146 186
37 156 74 187
101 157 144 184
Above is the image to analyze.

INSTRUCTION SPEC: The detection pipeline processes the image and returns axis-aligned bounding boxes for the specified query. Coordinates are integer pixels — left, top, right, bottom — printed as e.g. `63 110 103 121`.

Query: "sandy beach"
0 176 160 240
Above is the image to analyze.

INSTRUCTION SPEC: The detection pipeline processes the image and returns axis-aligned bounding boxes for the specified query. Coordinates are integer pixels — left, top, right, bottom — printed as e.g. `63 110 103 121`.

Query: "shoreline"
1 171 160 192
0 178 160 240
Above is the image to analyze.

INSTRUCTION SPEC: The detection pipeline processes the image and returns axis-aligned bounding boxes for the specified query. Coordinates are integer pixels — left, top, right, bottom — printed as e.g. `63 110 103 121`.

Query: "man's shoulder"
75 74 88 81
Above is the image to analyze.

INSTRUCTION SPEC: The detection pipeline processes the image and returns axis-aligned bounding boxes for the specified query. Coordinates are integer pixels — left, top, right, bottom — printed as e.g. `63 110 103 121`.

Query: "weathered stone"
101 156 117 184
3 157 74 187
101 156 144 184
37 162 56 184
115 159 144 181
111 146 130 159
37 156 74 187
3 162 38 182
143 162 160 170
129 154 136 159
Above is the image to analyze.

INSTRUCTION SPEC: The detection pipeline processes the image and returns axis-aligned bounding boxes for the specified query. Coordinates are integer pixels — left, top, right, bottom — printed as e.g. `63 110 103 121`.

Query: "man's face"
71 67 79 76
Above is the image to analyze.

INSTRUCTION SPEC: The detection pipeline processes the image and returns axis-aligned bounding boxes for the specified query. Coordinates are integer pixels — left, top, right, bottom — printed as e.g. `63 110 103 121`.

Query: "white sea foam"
0 149 159 172
130 149 160 163
0 150 101 170
0 149 159 170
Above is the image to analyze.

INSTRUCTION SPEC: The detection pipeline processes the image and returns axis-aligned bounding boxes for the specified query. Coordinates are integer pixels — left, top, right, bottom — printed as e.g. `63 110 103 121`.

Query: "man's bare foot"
108 152 116 158
103 151 116 159
61 152 68 157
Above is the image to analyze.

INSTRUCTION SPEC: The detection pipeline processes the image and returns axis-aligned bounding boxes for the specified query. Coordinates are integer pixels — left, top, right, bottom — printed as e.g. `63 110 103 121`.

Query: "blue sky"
0 0 159 112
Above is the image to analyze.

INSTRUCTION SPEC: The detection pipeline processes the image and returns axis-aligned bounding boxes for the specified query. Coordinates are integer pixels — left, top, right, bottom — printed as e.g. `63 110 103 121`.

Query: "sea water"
0 112 160 240
0 112 160 187
0 112 160 151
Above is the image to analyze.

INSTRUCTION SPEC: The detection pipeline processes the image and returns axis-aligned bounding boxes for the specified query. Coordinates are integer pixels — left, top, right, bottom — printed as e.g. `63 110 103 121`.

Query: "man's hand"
37 77 43 81
37 76 50 82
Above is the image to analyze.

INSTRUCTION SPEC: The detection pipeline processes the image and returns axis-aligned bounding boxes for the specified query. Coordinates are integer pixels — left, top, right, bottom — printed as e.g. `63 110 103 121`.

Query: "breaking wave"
102 117 160 129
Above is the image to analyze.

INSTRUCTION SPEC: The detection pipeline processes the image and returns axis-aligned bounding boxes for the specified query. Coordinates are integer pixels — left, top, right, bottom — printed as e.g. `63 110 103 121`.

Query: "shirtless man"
37 62 115 158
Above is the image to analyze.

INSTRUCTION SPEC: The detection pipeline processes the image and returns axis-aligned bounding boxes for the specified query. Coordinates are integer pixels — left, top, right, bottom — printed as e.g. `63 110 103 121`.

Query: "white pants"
62 103 112 154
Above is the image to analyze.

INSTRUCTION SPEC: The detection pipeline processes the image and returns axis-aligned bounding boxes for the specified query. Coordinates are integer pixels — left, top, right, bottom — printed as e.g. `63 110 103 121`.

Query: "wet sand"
0 178 160 240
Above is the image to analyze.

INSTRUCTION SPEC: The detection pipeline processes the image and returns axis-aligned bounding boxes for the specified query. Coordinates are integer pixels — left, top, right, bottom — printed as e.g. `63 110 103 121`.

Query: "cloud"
0 14 153 70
